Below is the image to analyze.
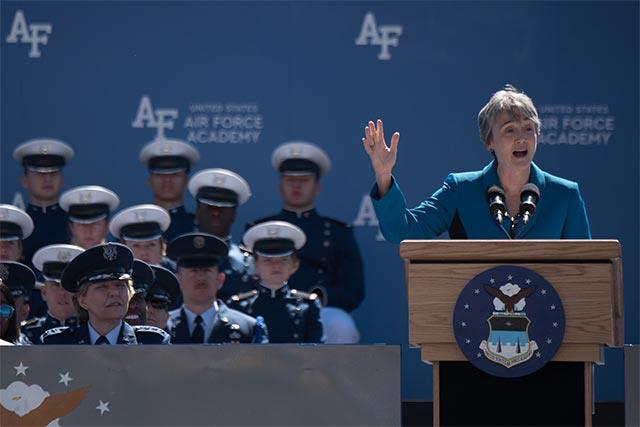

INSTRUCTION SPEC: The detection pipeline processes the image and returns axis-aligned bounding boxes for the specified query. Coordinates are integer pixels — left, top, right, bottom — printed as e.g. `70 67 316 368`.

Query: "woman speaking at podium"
363 84 591 242
362 85 592 426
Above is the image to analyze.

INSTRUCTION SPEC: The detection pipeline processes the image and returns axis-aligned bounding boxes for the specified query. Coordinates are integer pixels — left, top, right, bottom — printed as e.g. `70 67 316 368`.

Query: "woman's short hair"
0 282 19 343
478 84 541 146
72 279 134 323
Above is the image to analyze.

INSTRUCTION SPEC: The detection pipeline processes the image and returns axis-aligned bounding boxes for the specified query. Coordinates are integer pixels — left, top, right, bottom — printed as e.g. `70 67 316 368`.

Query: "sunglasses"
0 304 15 319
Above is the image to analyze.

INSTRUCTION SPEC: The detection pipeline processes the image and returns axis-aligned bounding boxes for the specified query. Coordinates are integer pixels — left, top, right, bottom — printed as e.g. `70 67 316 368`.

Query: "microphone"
519 183 540 225
486 185 507 224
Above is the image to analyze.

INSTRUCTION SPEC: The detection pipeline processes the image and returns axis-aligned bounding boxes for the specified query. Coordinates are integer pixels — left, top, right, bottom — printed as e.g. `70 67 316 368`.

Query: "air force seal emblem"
453 265 565 377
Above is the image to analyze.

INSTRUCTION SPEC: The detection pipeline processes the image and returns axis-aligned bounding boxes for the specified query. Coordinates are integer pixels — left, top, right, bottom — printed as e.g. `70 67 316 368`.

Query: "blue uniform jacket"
164 205 195 243
168 302 264 344
247 209 365 313
40 322 171 344
22 315 78 344
226 284 324 344
371 161 591 242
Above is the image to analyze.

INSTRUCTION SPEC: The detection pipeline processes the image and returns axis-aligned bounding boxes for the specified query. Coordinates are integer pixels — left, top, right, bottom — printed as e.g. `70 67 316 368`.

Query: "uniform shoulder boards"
21 317 42 329
289 289 318 301
229 289 259 302
40 326 69 339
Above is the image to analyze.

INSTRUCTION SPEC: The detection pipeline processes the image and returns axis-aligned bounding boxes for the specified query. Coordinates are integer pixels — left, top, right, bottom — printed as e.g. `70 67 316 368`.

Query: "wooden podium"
400 240 624 426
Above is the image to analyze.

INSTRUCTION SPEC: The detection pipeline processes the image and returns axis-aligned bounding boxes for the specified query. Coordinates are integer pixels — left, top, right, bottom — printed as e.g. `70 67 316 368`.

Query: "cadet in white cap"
188 168 255 300
59 185 119 249
248 141 364 344
22 244 83 343
0 204 34 262
140 138 199 242
227 221 323 343
109 204 174 271
13 138 74 279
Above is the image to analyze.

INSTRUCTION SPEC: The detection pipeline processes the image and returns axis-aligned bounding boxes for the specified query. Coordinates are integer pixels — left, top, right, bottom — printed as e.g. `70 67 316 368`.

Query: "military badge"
193 236 205 249
102 244 118 261
58 250 71 263
453 265 565 377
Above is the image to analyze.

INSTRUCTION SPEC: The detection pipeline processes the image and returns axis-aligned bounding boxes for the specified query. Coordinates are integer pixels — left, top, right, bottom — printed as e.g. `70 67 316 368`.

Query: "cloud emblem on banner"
0 380 88 426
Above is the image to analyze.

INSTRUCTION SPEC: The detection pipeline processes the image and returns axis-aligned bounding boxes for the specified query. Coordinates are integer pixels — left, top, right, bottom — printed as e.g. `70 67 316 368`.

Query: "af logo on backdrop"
355 12 403 60
131 95 179 140
5 10 52 59
453 265 565 377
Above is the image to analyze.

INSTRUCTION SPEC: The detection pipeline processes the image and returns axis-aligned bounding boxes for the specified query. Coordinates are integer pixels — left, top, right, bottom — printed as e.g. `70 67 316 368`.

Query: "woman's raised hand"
362 119 400 196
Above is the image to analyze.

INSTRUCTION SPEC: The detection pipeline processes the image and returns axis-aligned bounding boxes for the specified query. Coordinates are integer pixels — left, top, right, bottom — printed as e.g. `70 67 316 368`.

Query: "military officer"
125 259 155 326
146 265 181 329
109 204 176 272
188 168 256 301
248 142 364 343
139 137 199 242
59 185 120 249
227 221 323 343
166 233 267 344
13 138 73 268
23 244 83 343
0 261 36 344
0 204 34 262
40 243 170 344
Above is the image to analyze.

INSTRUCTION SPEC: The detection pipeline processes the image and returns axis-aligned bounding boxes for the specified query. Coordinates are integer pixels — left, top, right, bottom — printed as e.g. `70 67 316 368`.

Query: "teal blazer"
371 161 591 243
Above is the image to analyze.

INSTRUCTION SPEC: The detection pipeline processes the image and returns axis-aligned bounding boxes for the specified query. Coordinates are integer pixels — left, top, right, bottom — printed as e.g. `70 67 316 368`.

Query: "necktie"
95 335 110 345
191 315 204 343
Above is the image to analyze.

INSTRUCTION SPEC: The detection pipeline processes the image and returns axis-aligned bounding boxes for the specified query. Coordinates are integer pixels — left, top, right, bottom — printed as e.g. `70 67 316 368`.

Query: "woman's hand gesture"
362 119 400 196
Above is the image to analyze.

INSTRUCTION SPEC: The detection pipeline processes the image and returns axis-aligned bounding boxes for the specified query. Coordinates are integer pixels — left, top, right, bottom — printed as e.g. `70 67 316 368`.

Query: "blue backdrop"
2 1 638 402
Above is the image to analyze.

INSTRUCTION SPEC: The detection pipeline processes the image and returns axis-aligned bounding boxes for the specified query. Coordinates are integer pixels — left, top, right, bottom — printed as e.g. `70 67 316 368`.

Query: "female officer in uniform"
41 243 169 345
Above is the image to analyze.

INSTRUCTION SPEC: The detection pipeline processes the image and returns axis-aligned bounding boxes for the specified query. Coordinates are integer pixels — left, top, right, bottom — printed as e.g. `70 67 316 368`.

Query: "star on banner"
546 338 552 344
507 275 513 280
474 288 480 295
489 278 495 284
461 322 467 327
14 362 28 376
553 322 558 328
476 352 482 358
525 279 531 284
59 371 73 386
96 400 110 415
464 303 470 310
541 289 547 295
550 304 556 310
465 339 471 344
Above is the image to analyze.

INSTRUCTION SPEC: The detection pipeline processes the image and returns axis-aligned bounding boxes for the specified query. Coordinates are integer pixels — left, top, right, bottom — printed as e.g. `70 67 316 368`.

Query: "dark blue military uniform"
40 321 170 344
165 205 195 243
22 203 70 265
22 314 78 344
248 209 365 312
22 203 69 319
227 285 323 343
216 241 257 302
168 302 264 344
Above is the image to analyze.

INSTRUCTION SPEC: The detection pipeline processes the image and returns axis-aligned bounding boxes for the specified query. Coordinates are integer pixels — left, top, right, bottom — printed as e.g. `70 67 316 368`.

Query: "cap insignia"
58 250 71 263
39 144 50 154
134 211 147 222
161 143 172 154
193 236 205 249
267 226 279 237
103 244 118 261
79 192 92 203
213 174 226 185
